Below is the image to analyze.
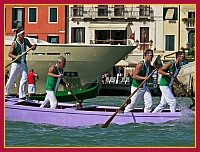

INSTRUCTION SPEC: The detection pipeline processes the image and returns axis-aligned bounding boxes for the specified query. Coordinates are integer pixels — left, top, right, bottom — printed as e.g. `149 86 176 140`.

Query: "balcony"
70 6 154 21
182 18 195 29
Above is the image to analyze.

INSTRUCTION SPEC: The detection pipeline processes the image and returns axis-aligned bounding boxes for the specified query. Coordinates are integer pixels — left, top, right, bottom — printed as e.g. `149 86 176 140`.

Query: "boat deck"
5 96 180 113
5 96 185 127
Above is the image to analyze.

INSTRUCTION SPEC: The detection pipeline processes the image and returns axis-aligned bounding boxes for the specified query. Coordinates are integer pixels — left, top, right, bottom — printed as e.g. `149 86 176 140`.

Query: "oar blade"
102 112 118 128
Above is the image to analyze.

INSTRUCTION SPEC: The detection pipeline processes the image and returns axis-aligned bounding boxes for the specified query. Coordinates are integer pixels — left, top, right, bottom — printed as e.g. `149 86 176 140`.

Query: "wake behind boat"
6 96 187 128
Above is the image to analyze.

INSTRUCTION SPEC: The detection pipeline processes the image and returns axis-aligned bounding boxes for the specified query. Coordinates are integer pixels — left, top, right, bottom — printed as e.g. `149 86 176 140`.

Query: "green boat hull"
29 84 99 102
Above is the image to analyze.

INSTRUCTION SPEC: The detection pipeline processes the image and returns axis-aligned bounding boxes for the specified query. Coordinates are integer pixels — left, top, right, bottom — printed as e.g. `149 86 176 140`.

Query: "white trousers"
40 91 58 109
28 84 36 93
124 86 153 113
6 63 28 98
152 86 176 113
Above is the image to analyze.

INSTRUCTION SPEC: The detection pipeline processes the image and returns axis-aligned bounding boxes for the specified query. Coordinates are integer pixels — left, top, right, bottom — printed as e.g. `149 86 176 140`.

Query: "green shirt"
12 39 29 63
160 60 181 86
132 60 150 88
46 66 63 91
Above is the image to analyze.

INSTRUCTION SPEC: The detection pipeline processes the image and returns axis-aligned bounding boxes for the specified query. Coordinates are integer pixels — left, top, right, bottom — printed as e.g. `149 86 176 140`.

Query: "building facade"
162 5 195 55
68 4 155 49
5 4 195 55
5 5 66 43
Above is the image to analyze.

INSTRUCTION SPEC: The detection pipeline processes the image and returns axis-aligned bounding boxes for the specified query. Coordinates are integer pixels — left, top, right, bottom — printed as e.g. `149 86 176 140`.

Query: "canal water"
5 96 195 147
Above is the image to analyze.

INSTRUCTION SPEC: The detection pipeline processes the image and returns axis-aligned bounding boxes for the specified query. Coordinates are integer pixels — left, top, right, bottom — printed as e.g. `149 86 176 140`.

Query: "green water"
5 96 195 147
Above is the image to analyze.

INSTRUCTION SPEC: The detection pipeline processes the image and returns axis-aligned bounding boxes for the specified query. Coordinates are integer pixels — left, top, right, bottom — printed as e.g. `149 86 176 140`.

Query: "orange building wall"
5 5 66 44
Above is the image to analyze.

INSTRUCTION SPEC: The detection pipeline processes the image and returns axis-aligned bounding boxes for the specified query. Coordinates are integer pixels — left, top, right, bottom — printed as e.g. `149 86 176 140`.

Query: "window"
140 27 149 43
73 5 83 17
98 5 108 16
95 30 126 45
28 7 37 23
165 35 175 51
95 30 110 44
49 7 58 23
188 12 195 18
111 30 126 45
114 5 124 16
12 8 25 29
139 5 150 16
47 36 59 43
163 7 178 20
188 30 195 55
28 35 38 39
188 30 195 48
71 27 85 43
140 27 149 51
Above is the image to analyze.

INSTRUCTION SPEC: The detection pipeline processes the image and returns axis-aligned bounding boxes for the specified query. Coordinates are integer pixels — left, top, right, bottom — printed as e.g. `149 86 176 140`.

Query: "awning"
126 55 143 65
89 23 127 30
115 60 129 67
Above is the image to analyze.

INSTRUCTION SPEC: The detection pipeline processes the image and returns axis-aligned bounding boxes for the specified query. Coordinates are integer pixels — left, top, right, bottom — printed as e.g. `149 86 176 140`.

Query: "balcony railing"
70 6 154 20
182 18 195 28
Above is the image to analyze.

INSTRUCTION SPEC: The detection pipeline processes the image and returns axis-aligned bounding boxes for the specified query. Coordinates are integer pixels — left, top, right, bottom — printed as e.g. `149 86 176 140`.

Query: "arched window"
188 30 195 48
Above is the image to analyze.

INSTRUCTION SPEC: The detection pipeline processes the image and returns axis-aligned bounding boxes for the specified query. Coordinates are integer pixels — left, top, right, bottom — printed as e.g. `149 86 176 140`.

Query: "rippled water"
5 96 195 147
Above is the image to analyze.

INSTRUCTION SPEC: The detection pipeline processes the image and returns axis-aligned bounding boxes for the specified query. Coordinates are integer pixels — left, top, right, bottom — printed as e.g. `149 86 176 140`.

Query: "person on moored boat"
5 28 37 99
152 51 185 113
28 69 39 97
40 56 68 109
124 49 154 113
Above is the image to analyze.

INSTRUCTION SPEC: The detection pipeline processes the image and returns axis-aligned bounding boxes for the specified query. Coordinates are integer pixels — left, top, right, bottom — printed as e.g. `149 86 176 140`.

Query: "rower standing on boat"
5 28 37 99
124 49 154 113
152 51 185 113
40 56 68 109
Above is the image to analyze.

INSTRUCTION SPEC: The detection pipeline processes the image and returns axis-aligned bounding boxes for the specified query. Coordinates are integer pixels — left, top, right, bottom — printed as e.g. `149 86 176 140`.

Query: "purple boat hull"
5 96 182 127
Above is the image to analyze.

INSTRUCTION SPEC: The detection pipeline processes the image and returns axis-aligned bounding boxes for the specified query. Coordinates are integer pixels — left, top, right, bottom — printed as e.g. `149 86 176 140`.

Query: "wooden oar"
62 78 82 109
173 77 195 109
5 46 34 68
102 68 157 128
